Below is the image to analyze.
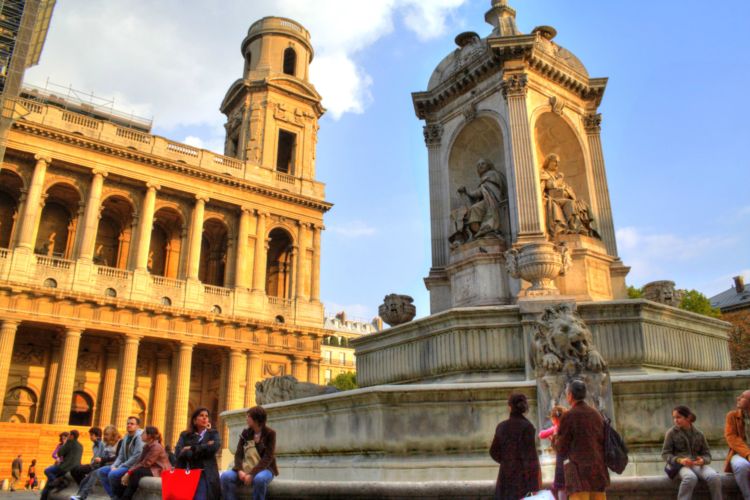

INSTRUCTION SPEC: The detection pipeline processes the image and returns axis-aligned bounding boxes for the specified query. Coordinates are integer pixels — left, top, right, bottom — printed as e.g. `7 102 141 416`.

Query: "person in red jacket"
725 390 750 500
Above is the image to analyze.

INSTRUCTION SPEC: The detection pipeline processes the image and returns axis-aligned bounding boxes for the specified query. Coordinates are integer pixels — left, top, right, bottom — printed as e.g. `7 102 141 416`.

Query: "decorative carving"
263 362 286 377
255 375 338 405
501 73 528 99
549 95 565 115
451 158 508 246
423 123 443 147
504 242 566 295
643 280 683 307
530 304 609 412
78 352 99 371
11 344 44 365
136 357 150 376
463 102 477 122
584 113 602 133
378 294 416 327
540 153 599 239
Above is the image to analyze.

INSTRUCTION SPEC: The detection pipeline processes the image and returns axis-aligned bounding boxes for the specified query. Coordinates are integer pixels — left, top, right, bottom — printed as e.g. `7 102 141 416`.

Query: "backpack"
603 415 628 474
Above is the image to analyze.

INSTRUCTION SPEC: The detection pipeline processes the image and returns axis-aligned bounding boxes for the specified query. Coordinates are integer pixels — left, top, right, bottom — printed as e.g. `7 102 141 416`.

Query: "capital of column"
0 320 19 332
255 209 268 218
195 194 209 204
145 182 161 191
240 205 253 215
584 113 602 134
33 153 52 165
91 168 109 179
423 123 443 147
123 334 142 345
501 73 528 99
64 327 83 339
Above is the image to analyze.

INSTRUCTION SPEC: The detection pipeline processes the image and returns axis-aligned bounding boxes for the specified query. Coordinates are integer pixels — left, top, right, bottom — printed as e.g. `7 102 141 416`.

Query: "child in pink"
539 406 567 500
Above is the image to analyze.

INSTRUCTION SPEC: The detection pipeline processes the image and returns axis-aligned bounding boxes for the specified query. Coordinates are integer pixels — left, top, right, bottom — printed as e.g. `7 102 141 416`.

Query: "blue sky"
25 1 750 321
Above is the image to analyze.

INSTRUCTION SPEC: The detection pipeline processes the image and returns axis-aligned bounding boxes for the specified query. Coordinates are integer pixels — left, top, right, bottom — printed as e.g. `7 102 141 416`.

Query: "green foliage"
328 372 357 391
627 285 644 299
679 289 721 318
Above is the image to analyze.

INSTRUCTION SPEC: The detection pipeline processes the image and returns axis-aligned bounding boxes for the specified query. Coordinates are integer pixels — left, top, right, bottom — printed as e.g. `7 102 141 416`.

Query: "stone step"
49 473 744 500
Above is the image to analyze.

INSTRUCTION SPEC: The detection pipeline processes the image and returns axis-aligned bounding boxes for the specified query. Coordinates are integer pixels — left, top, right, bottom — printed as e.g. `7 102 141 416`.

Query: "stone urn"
378 294 416 327
504 242 570 296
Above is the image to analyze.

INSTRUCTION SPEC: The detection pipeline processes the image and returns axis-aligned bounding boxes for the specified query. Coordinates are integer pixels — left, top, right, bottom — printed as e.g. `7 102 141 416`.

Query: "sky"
24 0 750 322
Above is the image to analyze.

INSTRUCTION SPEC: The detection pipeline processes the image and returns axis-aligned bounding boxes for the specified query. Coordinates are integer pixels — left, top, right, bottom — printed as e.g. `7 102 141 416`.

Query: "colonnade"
6 154 323 300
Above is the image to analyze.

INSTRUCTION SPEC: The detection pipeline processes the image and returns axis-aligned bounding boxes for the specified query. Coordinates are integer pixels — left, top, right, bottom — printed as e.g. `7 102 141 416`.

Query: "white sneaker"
71 496 82 500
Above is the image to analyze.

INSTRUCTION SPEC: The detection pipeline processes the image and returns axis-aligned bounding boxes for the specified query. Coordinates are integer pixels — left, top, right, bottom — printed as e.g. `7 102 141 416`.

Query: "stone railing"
96 265 132 280
151 275 183 289
268 296 292 307
204 284 231 297
35 255 73 270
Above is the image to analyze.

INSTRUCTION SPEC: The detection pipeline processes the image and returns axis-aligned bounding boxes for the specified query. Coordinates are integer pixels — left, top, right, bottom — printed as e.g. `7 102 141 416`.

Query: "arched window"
69 391 93 426
266 228 293 298
283 47 296 76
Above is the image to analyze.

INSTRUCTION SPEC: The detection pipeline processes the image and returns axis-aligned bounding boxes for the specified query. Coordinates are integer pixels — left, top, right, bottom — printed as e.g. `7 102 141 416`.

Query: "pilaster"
234 207 252 288
77 169 108 260
151 351 170 432
225 348 245 411
584 113 618 258
97 344 119 427
310 224 321 302
50 327 82 425
252 211 268 292
295 222 308 300
15 154 51 250
134 183 160 271
423 123 449 268
0 320 19 417
187 195 209 280
291 355 305 382
307 357 320 385
245 350 262 407
169 341 194 446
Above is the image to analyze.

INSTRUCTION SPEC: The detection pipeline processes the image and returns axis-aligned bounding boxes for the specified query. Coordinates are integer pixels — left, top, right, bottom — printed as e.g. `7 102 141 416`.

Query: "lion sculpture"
530 303 609 412
255 375 338 405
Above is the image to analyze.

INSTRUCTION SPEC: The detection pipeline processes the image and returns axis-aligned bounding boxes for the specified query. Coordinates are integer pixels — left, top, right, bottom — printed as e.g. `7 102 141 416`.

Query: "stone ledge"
49 474 743 500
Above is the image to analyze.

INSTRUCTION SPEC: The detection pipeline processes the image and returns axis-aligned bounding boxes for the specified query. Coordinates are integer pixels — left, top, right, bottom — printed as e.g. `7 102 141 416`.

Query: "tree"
328 372 357 391
679 289 721 318
627 285 643 299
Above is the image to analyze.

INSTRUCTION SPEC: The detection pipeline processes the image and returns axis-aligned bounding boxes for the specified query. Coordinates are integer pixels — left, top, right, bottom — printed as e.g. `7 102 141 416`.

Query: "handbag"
664 461 683 479
161 467 203 500
523 490 556 500
242 440 261 473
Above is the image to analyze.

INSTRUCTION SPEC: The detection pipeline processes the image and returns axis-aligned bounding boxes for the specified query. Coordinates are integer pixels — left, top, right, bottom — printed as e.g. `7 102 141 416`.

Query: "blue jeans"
220 469 274 500
44 465 63 482
95 465 128 498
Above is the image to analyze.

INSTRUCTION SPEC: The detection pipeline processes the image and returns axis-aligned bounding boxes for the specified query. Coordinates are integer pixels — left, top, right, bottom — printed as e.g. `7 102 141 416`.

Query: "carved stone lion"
530 303 609 412
255 375 338 405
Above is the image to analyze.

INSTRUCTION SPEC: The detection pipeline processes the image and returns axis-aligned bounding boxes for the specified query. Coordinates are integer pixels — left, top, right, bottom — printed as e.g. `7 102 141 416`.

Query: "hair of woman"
189 406 211 433
549 405 566 420
673 405 696 423
247 405 268 426
144 426 162 444
507 393 529 415
102 424 121 446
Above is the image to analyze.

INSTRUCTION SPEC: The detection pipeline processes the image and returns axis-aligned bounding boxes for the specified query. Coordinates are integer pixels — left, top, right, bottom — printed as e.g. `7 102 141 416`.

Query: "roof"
710 284 750 312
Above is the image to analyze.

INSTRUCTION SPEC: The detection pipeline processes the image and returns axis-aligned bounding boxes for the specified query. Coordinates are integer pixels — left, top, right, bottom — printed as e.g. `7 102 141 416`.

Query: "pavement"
0 493 40 500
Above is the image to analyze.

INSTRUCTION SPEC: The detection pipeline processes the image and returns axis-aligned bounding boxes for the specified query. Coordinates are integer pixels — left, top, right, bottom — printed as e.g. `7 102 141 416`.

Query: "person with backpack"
662 405 722 500
555 380 609 500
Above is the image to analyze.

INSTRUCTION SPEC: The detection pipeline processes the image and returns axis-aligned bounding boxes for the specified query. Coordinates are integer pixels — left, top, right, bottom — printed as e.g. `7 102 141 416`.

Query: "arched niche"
534 112 590 208
149 207 185 278
199 218 229 287
69 390 93 426
266 227 293 298
0 169 23 248
36 182 82 258
95 195 135 268
2 386 37 423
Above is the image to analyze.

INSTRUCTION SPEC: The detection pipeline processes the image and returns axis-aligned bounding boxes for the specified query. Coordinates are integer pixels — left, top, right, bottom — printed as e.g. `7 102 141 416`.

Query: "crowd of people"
26 405 277 500
490 383 750 500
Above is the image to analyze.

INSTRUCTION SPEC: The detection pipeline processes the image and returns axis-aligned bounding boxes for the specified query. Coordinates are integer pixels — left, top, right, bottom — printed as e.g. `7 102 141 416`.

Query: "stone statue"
378 294 416 327
450 158 507 246
45 232 57 257
540 153 599 239
255 375 338 405
643 280 683 307
530 303 609 412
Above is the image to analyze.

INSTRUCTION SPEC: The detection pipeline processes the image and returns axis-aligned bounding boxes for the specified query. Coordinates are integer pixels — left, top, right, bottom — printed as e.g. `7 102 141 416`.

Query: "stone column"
151 352 170 431
295 222 308 300
134 183 159 271
307 358 320 385
77 169 108 260
584 113 618 257
290 355 305 382
310 224 321 301
15 154 51 250
170 342 193 446
187 195 208 280
502 73 545 241
234 207 251 288
113 335 140 430
423 123 449 267
50 327 82 424
0 320 19 416
225 348 244 411
252 211 267 292
244 351 262 407
41 339 61 423
97 344 119 427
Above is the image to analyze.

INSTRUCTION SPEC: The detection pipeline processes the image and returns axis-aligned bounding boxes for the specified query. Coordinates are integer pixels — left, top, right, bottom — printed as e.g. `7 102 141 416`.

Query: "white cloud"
182 136 204 148
327 220 377 238
24 0 469 134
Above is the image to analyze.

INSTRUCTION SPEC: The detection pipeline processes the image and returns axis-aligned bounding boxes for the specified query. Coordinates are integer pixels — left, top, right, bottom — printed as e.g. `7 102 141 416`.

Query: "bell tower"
220 17 324 180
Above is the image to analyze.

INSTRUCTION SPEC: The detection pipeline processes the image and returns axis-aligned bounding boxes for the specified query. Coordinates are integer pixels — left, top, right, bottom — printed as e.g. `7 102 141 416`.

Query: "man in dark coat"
11 454 22 491
41 430 83 500
556 380 609 500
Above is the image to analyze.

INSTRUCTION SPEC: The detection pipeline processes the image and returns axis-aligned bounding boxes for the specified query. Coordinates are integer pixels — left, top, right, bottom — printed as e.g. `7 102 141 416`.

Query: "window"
161 296 172 306
43 278 57 288
105 288 117 298
283 47 296 76
276 130 296 174
323 351 331 363
339 352 346 364
324 369 332 384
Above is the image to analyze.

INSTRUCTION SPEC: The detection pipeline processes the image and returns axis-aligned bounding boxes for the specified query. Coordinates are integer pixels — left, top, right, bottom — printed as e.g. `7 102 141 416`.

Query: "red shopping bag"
161 468 203 500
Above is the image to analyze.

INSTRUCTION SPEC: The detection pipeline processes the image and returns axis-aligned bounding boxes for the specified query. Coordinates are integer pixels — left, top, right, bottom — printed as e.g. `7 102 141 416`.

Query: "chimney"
734 276 745 294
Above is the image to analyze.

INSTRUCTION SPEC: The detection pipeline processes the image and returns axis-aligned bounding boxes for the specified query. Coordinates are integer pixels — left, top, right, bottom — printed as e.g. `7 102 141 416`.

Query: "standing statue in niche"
540 153 599 239
450 158 507 246
45 232 57 257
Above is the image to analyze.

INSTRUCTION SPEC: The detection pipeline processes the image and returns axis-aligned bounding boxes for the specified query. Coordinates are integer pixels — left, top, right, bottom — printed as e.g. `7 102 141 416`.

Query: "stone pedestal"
554 234 618 301
447 238 511 307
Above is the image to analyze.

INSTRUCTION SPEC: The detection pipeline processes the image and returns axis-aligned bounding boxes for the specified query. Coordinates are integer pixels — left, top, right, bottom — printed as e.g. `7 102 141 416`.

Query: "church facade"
0 16 329 447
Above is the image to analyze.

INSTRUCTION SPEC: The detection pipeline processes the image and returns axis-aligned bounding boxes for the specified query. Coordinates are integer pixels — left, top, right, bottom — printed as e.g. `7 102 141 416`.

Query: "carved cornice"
584 113 602 134
501 73 528 99
11 121 333 213
423 123 444 147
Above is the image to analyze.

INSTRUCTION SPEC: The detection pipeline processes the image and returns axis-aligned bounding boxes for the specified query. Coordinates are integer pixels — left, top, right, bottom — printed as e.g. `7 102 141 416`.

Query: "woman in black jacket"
176 407 222 500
